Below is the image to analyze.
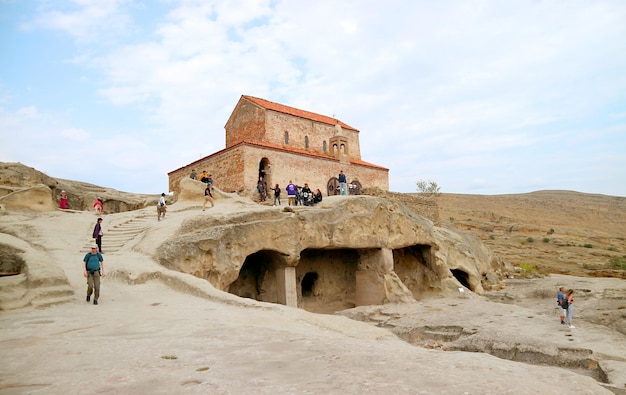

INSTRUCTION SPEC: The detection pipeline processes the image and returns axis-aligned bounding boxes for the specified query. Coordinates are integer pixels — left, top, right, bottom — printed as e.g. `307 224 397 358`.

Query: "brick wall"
169 143 388 199
225 100 266 147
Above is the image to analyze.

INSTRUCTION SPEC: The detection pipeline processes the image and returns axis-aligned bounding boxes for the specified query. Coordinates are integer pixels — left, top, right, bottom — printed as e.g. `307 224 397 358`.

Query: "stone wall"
263 111 362 160
363 188 440 225
225 99 266 147
169 144 389 198
168 147 246 195
225 98 362 161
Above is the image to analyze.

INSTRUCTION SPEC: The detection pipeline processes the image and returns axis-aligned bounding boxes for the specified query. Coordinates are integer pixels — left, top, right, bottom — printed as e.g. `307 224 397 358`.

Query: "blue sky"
1 0 625 196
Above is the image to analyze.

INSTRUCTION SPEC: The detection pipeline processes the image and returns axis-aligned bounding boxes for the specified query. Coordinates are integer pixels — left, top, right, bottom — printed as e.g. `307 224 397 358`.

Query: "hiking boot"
86 295 90 302
93 300 98 305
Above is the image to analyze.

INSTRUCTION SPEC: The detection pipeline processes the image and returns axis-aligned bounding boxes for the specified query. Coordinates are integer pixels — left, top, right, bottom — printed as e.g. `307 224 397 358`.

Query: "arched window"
284 131 289 145
323 141 327 153
304 136 309 149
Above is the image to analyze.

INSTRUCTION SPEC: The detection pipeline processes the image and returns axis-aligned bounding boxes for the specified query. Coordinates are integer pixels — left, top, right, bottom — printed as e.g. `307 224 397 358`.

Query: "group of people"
261 179 323 207
255 169 350 206
190 168 216 211
557 287 576 328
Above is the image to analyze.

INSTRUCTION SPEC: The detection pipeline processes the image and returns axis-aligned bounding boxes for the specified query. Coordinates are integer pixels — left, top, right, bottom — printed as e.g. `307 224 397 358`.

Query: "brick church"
168 95 389 198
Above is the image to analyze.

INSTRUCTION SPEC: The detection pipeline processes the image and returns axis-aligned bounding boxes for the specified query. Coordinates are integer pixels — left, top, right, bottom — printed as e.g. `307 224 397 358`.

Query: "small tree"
416 180 441 196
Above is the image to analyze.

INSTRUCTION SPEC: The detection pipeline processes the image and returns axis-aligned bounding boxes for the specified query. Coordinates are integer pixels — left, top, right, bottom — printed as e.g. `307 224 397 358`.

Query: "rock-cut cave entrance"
297 248 358 313
227 250 286 303
392 244 437 298
301 272 318 297
450 268 472 291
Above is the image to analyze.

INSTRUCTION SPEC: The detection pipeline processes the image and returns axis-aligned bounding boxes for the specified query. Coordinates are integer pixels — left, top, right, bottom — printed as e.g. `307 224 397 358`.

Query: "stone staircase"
82 215 154 254
0 273 75 310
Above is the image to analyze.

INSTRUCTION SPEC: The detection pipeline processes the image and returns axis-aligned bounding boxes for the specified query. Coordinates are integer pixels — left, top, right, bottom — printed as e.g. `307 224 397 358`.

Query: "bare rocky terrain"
438 191 626 278
1 162 625 394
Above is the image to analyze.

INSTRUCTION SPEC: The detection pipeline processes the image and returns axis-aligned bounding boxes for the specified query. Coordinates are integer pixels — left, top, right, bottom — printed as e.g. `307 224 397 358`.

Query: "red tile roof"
242 95 359 132
167 140 388 174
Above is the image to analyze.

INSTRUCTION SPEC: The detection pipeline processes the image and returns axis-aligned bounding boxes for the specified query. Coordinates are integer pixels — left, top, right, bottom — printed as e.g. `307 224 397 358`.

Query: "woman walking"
92 218 104 253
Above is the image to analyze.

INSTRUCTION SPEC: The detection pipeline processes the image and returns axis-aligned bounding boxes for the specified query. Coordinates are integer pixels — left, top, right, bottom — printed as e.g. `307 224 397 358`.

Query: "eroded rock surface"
153 178 510 312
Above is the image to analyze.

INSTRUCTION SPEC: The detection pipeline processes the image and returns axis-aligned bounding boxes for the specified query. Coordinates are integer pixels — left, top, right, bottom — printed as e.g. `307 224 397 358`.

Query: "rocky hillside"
436 191 626 278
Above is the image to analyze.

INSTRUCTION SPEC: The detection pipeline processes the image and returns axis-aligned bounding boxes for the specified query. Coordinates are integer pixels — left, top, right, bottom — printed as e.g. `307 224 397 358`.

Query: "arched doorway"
327 177 339 196
258 157 271 188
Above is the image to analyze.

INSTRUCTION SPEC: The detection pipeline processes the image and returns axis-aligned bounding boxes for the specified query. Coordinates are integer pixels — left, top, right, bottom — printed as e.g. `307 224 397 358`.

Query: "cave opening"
450 268 471 291
301 272 318 297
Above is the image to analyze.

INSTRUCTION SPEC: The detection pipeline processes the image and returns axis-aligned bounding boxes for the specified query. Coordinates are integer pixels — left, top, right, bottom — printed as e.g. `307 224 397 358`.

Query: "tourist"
313 188 323 205
190 169 198 180
564 289 575 328
270 183 281 206
157 193 167 221
93 197 103 214
202 184 214 210
301 183 313 206
286 180 297 206
199 170 209 183
59 190 68 209
256 177 267 202
92 217 104 253
83 245 104 305
338 170 347 195
206 174 214 188
557 287 566 325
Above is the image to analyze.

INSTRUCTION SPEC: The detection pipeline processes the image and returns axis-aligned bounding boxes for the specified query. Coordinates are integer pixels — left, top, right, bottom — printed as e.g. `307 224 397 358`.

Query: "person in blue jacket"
338 170 347 195
83 245 104 305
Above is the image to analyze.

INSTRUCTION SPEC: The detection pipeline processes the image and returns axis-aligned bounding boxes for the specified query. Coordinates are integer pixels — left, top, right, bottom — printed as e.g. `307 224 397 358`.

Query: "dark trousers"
95 235 102 253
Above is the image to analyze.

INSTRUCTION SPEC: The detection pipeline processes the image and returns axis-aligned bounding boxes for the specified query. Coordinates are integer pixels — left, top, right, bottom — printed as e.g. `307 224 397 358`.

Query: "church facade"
168 95 389 198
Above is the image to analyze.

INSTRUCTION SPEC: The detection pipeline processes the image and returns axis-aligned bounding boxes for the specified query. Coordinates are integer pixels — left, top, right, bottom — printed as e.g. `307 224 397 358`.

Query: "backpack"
561 300 569 310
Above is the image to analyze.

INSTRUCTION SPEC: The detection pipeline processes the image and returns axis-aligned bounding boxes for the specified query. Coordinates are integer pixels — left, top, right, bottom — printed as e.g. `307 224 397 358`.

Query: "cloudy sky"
1 0 625 196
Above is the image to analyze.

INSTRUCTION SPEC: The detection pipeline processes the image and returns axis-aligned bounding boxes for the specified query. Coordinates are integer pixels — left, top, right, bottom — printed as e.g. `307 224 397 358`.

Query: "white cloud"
5 0 626 195
16 106 38 118
23 0 132 43
60 127 89 141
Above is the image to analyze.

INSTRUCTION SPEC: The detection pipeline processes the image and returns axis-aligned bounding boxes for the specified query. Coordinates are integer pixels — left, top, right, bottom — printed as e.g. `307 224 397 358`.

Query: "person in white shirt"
157 193 167 221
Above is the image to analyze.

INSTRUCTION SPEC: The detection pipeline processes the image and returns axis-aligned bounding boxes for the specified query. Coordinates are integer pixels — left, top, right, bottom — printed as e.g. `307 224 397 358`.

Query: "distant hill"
436 190 626 278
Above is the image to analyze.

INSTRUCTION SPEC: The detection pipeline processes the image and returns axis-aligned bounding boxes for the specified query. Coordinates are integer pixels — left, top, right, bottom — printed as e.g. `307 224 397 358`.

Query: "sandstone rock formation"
0 162 161 213
153 177 510 313
1 164 625 393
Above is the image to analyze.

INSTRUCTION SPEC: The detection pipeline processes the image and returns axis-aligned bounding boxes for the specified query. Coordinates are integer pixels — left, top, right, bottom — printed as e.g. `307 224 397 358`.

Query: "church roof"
167 140 388 175
242 95 359 132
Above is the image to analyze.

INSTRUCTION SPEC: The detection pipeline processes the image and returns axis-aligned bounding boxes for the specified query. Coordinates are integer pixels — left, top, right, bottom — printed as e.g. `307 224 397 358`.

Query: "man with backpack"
83 245 104 305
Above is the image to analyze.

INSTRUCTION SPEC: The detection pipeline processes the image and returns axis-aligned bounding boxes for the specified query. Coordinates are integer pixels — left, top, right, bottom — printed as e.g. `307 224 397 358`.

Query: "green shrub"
584 244 593 248
608 246 618 252
547 228 555 235
527 237 534 243
489 234 495 240
609 256 626 270
519 263 536 272
416 180 441 196
543 237 550 243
